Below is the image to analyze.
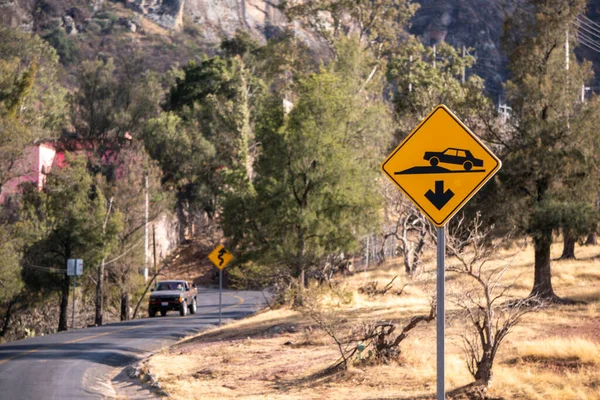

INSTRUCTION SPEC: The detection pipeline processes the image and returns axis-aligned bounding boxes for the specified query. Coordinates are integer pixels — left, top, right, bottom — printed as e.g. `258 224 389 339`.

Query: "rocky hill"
2 0 600 93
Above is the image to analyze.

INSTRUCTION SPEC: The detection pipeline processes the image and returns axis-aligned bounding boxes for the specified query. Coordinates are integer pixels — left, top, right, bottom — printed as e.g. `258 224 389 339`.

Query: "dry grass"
146 239 600 400
516 337 600 365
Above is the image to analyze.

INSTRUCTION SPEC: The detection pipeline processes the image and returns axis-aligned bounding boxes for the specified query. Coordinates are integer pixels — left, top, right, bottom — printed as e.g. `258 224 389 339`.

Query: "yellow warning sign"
208 244 233 270
381 105 501 227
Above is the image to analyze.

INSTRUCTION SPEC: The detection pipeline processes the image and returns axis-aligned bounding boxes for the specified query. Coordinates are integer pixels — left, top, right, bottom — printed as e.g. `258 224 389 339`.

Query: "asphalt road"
0 288 266 400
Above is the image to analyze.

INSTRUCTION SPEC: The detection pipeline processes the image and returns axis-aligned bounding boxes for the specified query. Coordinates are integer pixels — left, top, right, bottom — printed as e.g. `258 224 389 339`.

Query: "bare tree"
446 214 543 397
382 188 432 275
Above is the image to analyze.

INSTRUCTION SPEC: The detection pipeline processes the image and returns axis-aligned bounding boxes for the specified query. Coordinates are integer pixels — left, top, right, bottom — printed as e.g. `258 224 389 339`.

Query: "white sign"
67 259 84 276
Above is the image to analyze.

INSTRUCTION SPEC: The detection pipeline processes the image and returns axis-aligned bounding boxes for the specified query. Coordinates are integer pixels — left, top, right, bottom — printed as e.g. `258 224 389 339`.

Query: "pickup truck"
148 280 198 317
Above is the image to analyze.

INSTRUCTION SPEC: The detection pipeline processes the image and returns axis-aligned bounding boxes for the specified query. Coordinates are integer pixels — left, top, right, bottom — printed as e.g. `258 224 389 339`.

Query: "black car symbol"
423 148 484 171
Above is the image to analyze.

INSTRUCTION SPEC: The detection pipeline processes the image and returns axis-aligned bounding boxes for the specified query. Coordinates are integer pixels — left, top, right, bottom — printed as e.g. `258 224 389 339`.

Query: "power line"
575 20 600 42
579 14 600 32
22 264 63 273
577 34 600 54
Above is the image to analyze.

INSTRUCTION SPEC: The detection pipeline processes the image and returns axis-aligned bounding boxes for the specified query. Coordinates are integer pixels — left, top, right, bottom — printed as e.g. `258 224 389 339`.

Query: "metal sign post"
67 259 83 330
72 274 76 329
380 104 502 399
219 269 223 325
436 227 445 400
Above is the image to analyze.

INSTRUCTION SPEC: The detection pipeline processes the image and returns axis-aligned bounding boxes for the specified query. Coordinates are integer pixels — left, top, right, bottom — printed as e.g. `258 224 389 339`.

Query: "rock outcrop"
129 0 185 31
184 0 287 41
0 0 33 31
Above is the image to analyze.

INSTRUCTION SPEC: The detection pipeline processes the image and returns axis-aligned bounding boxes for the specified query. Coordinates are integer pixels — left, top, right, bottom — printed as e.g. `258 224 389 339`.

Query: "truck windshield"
155 282 184 291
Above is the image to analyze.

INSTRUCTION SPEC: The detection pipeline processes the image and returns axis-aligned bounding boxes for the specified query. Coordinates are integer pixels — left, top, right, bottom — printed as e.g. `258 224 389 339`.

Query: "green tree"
387 36 489 135
222 37 392 289
0 27 67 191
284 0 418 57
70 56 162 164
490 0 600 302
19 154 122 331
103 143 169 322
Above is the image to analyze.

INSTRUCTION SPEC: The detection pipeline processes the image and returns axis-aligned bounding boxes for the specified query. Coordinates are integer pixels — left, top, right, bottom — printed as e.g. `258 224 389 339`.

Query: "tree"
19 154 121 331
221 37 392 289
103 144 168 322
387 36 489 138
70 55 162 166
0 27 67 192
142 112 216 238
446 215 542 396
490 0 600 302
284 0 419 58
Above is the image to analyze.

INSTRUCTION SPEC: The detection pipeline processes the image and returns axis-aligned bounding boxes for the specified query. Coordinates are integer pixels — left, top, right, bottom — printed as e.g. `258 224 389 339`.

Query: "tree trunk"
297 230 306 288
58 273 70 332
474 351 493 386
120 292 130 321
0 297 18 338
586 232 597 245
94 258 105 326
560 232 576 259
530 231 556 299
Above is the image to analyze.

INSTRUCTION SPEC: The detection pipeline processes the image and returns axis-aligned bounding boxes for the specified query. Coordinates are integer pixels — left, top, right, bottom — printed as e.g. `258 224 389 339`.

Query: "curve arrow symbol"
425 181 454 210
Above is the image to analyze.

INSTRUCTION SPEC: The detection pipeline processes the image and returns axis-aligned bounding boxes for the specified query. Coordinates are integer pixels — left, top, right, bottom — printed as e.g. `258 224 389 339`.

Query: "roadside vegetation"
0 0 599 397
146 239 600 399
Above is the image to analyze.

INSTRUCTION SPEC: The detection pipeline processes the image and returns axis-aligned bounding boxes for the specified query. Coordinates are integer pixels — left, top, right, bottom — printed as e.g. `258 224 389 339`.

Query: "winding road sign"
208 244 233 270
381 104 501 227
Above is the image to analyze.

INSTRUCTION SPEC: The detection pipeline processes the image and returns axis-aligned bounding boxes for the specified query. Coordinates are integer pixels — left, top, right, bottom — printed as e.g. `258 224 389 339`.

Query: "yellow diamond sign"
381 105 501 227
208 244 233 270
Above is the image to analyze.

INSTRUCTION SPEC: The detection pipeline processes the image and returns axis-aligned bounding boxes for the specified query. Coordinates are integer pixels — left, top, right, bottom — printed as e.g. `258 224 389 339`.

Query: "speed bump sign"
381 105 501 226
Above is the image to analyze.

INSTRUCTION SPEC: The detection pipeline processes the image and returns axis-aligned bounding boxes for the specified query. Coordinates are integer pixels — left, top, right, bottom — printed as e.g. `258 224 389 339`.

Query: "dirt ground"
145 240 600 400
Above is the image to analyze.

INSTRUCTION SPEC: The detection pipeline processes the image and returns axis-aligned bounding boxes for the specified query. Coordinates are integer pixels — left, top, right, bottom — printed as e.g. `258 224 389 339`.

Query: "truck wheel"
189 298 197 315
180 300 188 316
160 310 167 317
149 308 156 318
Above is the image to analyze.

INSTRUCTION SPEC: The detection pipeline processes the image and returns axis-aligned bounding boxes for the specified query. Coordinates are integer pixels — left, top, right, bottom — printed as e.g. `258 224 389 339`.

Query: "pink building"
0 143 57 203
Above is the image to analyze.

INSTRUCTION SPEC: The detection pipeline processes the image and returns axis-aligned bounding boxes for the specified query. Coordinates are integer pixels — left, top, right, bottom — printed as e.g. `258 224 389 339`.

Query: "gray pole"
219 269 223 325
437 226 445 400
143 175 149 282
365 236 369 270
462 46 466 84
71 275 76 330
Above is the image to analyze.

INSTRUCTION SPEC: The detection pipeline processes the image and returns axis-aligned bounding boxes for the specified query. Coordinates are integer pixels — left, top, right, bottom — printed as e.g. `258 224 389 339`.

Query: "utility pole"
566 29 570 129
566 30 569 72
143 174 149 282
153 224 157 275
408 55 413 93
433 45 437 68
462 46 466 84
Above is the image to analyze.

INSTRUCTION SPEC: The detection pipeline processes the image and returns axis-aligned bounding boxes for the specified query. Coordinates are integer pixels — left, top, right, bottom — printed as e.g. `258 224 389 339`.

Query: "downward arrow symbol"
425 181 454 210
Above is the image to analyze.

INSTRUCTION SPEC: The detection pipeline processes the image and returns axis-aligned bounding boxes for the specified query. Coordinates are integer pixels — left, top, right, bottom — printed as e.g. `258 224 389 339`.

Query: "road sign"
207 245 233 326
381 104 501 227
67 259 83 276
208 245 233 270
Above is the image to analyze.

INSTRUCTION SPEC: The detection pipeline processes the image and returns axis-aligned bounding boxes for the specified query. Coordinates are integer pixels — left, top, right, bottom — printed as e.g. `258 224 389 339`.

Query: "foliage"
0 28 67 189
283 0 419 57
488 0 600 300
221 37 392 286
387 36 490 138
18 153 122 330
0 225 22 303
42 27 79 65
